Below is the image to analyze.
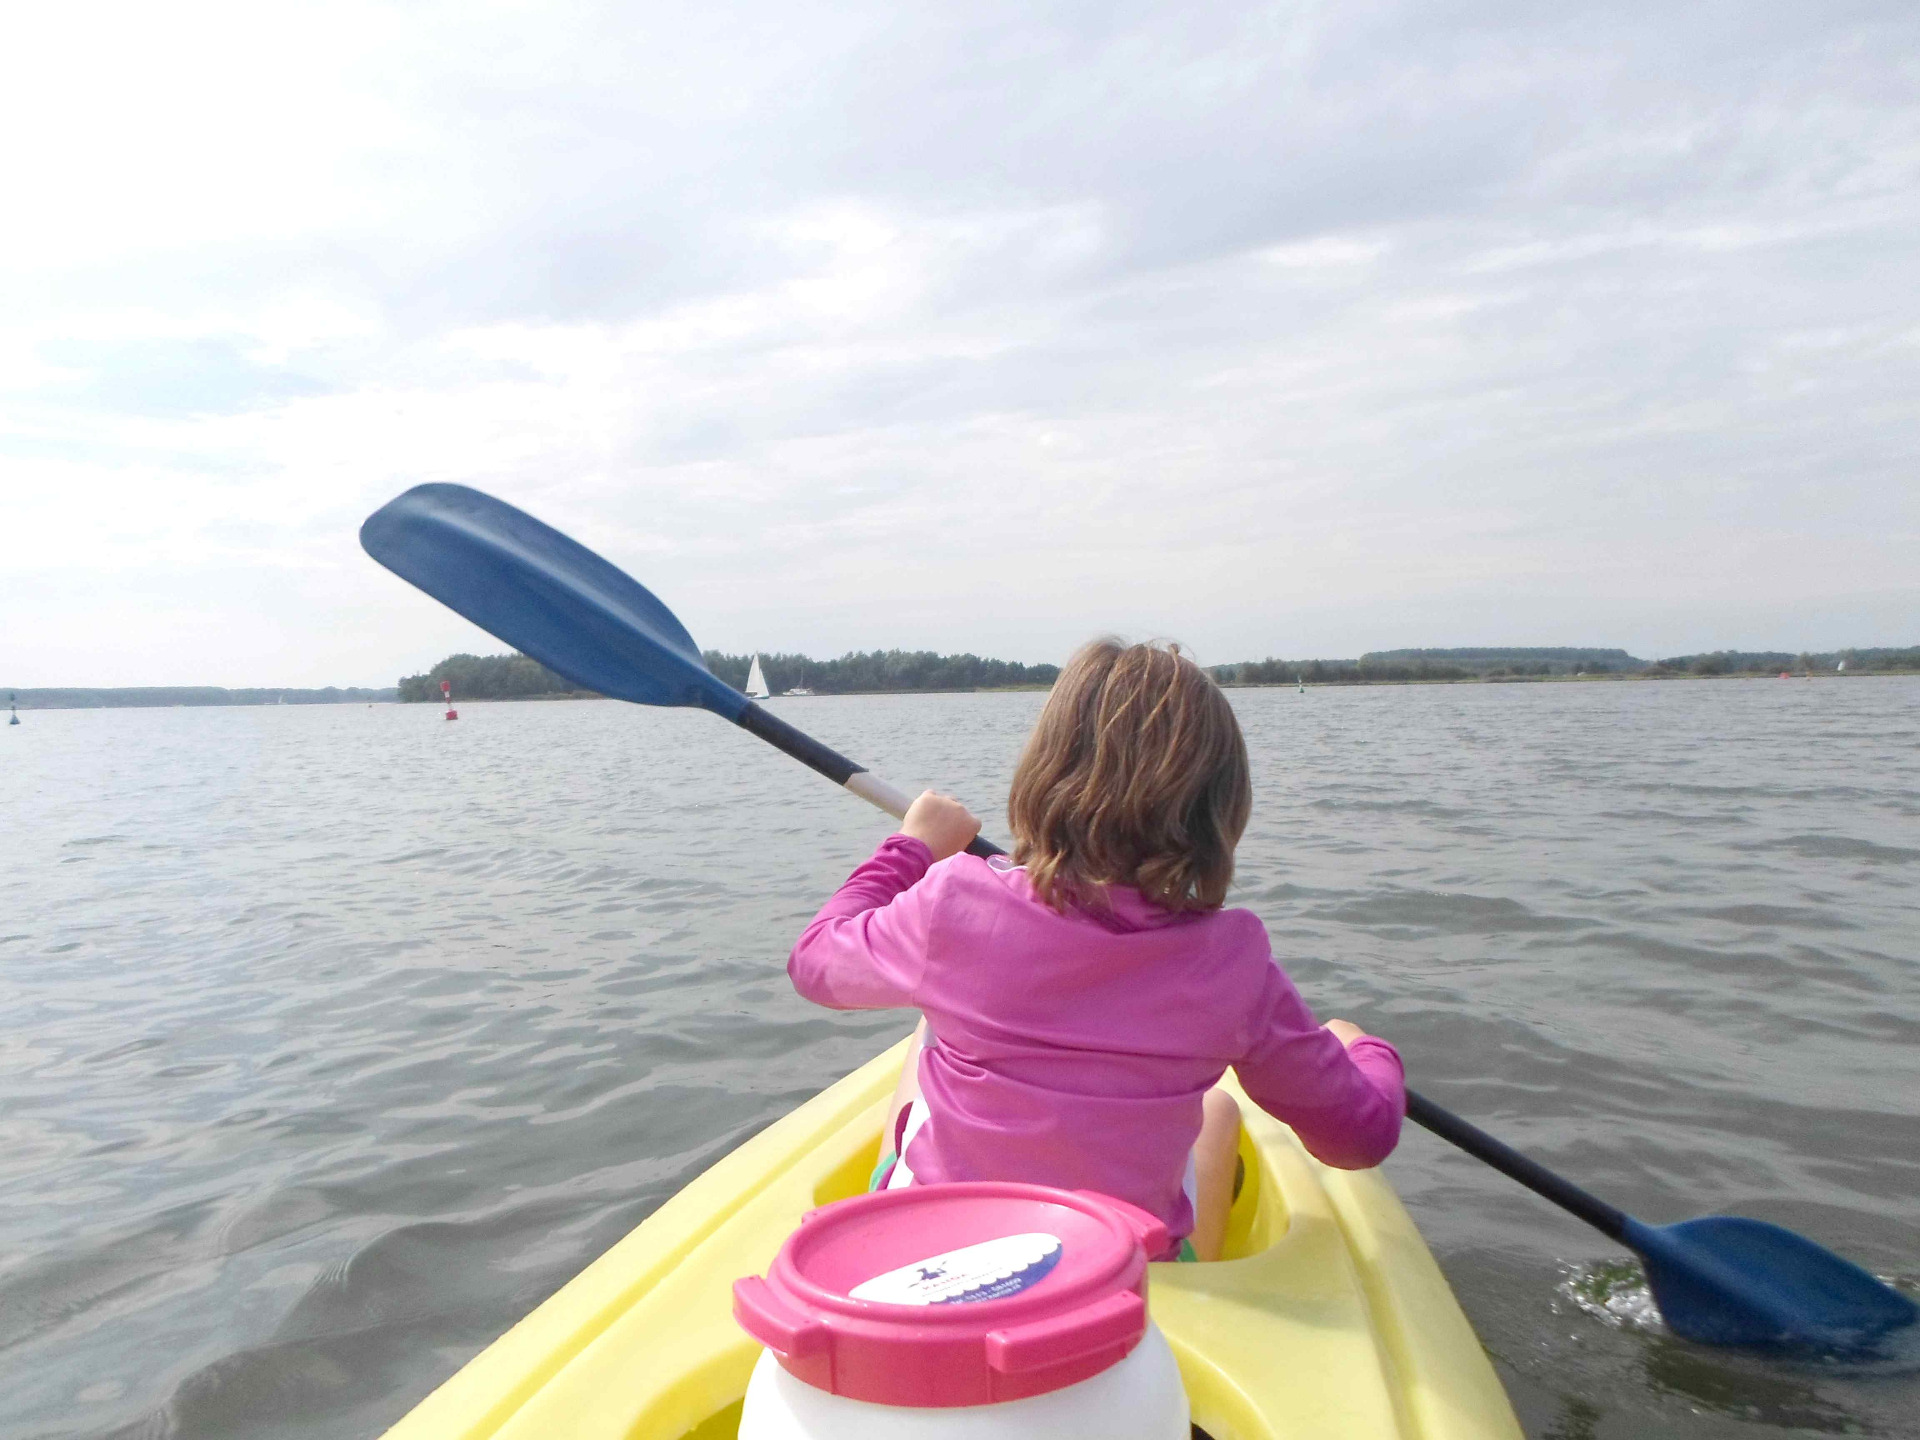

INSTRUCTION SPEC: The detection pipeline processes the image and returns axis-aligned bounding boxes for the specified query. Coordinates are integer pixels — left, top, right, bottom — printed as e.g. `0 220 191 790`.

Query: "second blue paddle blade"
1630 1215 1917 1349
361 483 748 719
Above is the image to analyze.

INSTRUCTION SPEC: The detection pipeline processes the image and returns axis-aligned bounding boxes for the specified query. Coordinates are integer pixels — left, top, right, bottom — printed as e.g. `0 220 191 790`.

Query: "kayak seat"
806 1094 1286 1265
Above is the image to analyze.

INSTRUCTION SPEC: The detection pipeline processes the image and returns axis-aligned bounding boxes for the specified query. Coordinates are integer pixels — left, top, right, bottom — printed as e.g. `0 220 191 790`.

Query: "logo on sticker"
850 1233 1063 1305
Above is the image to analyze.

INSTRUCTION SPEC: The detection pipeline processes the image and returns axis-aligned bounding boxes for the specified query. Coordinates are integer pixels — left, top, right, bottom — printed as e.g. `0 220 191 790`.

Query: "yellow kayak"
384 1037 1522 1440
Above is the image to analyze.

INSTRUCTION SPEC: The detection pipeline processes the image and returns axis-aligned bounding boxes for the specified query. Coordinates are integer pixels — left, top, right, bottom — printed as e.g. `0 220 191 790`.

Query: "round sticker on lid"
849 1232 1063 1306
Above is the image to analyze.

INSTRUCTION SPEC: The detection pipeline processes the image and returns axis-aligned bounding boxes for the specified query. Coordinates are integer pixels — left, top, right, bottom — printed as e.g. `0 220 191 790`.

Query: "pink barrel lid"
733 1182 1168 1408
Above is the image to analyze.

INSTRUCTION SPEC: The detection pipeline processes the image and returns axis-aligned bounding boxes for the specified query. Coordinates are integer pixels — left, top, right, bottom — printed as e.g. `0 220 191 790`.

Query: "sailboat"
744 655 772 700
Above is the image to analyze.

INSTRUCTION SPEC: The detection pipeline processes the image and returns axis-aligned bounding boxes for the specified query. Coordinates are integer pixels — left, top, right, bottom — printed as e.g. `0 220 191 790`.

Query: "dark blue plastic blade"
1406 1091 1915 1351
1627 1215 1917 1349
360 483 747 719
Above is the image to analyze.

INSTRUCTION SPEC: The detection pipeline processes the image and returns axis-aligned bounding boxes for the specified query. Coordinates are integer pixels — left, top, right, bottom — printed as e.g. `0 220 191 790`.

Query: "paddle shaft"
736 701 1004 860
1405 1090 1629 1243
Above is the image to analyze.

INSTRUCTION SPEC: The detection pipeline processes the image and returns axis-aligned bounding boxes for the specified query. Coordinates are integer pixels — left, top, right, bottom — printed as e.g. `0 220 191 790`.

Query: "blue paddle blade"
360 484 748 720
1627 1215 1917 1349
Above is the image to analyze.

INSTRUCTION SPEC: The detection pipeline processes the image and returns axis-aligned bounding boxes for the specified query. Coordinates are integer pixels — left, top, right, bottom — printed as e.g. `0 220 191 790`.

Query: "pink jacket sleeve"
1234 960 1406 1170
788 835 938 1010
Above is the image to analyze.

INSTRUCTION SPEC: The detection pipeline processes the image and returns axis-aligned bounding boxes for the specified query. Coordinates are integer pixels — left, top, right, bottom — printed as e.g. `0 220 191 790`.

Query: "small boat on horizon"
744 655 772 700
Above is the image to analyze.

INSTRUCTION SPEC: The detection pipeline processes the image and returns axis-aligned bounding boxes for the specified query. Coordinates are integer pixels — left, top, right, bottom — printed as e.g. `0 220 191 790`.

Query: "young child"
788 639 1404 1261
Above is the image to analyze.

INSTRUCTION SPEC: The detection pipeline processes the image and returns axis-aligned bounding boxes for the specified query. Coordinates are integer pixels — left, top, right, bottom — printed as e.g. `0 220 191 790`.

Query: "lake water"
3 679 1917 1439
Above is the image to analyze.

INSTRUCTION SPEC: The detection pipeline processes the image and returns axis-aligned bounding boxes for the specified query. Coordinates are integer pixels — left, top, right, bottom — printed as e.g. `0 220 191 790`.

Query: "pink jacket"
789 835 1406 1243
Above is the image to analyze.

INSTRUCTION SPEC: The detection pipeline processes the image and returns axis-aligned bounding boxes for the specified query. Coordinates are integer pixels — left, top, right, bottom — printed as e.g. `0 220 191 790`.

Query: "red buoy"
442 678 458 721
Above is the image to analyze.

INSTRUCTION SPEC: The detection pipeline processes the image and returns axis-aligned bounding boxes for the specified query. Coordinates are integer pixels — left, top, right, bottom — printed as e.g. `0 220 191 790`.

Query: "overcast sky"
3 1 1916 687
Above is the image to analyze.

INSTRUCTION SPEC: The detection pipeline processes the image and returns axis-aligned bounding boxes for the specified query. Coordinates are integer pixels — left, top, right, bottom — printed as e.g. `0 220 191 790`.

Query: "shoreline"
12 671 1919 711
1218 670 1916 688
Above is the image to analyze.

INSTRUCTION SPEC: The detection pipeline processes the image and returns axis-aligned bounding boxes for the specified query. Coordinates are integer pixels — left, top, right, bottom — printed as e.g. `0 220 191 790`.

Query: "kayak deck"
384 1038 1521 1440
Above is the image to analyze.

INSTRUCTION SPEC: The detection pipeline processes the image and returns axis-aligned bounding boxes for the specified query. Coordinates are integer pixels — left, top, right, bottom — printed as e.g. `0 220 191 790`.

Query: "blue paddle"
1405 1095 1913 1348
360 481 1916 1351
360 482 992 854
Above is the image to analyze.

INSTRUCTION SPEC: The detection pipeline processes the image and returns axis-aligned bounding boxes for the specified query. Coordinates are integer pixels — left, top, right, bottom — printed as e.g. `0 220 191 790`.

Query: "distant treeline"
1212 658 1475 684
19 640 1920 712
1365 647 1646 675
1211 648 1643 684
397 653 583 701
1648 648 1920 676
1213 645 1920 685
395 648 1062 701
704 650 1061 694
9 686 397 710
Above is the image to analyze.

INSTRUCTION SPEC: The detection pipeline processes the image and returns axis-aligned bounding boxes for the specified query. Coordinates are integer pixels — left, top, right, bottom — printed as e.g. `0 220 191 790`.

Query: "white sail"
745 654 771 699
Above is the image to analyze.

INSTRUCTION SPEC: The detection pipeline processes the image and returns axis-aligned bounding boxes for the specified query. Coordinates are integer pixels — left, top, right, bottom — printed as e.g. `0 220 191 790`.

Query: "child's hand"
901 790 981 861
1323 1018 1369 1048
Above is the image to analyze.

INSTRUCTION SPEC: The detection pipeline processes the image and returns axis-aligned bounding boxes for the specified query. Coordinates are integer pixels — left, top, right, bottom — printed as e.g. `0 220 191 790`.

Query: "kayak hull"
383 1038 1522 1440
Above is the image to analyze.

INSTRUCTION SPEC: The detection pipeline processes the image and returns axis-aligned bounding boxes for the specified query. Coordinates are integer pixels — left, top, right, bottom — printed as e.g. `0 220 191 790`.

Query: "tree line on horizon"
7 685 398 709
1644 647 1920 676
14 640 1918 711
1212 645 1920 684
396 648 1063 700
705 650 1061 694
1213 657 1478 684
1210 647 1642 684
393 642 1920 702
397 653 582 701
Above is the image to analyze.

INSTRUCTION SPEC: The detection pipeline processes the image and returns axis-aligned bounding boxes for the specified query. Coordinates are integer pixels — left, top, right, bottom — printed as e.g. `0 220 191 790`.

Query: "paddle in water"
360 480 1917 1351
1406 1095 1914 1348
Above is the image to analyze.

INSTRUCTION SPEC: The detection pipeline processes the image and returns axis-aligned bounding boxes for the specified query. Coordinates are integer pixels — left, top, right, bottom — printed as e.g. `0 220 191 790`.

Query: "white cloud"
2 0 1916 686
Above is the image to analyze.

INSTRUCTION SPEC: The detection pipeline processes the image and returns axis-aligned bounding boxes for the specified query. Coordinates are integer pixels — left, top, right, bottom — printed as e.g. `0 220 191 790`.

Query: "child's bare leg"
883 1017 927 1150
1188 1089 1242 1262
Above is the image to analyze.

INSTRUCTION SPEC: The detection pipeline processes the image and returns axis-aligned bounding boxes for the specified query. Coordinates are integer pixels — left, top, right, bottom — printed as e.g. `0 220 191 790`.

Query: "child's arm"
1235 969 1405 1170
787 792 980 1011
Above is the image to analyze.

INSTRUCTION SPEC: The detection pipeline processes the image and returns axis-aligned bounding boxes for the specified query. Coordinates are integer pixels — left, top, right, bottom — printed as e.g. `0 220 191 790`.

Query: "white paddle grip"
843 770 915 820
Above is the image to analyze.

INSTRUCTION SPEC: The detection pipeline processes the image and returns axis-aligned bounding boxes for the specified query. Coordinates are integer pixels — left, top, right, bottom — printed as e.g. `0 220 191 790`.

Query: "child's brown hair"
1008 638 1251 913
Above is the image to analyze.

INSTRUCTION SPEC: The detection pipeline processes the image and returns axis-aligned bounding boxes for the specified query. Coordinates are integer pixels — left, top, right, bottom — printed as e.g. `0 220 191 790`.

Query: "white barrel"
732 1184 1191 1439
738 1318 1187 1440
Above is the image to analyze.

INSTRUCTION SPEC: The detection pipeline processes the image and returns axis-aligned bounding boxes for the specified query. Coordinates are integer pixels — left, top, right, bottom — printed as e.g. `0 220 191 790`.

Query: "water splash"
1558 1260 1920 1377
1559 1258 1665 1333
